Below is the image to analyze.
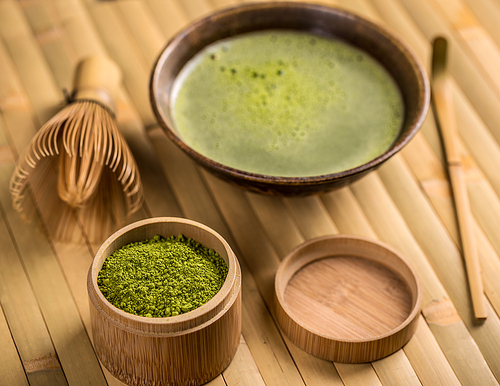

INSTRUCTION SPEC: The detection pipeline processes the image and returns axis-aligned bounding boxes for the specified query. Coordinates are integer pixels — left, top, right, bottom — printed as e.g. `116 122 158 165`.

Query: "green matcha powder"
97 234 228 317
171 30 404 177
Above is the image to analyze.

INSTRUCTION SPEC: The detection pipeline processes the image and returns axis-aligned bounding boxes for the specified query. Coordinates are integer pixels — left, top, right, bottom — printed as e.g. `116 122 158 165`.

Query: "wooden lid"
274 235 422 363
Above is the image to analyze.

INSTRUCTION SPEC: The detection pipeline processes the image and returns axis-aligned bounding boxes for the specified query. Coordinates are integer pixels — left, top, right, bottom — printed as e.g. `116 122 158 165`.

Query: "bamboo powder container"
87 217 241 386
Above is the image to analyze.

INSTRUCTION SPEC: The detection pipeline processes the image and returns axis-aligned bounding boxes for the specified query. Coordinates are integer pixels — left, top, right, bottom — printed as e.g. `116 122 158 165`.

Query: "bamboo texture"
1 0 500 386
0 304 29 386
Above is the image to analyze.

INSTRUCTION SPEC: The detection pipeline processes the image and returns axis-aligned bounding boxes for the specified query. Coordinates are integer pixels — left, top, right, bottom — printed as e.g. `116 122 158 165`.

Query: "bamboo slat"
283 196 339 239
451 83 500 205
84 4 154 126
403 315 461 385
334 0 384 23
0 1 62 124
275 341 343 386
238 270 307 386
247 193 305 257
468 182 500 260
460 0 500 48
222 337 267 386
372 351 421 386
321 187 378 239
175 0 214 20
52 0 108 58
0 37 37 164
143 0 188 39
396 0 500 149
115 1 166 68
19 0 76 90
146 128 227 229
334 364 382 386
427 0 500 95
0 174 67 386
0 304 29 386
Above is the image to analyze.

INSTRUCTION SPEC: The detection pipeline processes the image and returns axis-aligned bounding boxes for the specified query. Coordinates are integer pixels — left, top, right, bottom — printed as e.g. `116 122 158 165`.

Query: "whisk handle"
72 56 122 114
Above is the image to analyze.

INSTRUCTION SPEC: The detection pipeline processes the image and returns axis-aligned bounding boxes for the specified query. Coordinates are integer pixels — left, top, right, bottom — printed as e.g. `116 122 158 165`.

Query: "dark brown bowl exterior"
150 2 429 196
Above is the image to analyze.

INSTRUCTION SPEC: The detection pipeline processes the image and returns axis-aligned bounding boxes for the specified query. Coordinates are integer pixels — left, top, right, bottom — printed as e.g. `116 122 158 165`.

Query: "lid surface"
275 235 422 363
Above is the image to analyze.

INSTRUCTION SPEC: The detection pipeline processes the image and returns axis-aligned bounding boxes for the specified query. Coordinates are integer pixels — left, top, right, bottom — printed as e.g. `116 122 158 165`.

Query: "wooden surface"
274 235 421 363
1 0 500 385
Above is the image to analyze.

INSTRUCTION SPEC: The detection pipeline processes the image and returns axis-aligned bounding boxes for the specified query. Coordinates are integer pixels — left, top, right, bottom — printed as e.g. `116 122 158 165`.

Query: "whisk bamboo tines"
9 55 144 242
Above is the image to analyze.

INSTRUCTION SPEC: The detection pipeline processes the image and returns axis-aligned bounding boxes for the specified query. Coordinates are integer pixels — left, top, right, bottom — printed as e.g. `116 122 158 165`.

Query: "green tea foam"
171 30 404 177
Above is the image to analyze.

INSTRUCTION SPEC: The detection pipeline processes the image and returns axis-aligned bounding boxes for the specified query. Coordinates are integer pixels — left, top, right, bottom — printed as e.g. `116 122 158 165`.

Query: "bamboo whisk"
10 56 143 242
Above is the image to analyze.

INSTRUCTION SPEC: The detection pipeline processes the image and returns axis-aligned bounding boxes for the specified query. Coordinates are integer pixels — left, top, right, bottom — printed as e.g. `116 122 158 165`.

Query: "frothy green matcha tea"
171 30 404 177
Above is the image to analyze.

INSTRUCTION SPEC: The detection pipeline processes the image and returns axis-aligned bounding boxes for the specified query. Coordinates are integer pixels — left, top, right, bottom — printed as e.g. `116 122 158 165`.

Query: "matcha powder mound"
97 234 228 317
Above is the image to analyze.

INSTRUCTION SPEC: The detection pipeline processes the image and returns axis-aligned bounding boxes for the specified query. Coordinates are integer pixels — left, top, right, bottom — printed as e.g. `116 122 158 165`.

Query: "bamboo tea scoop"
431 37 487 319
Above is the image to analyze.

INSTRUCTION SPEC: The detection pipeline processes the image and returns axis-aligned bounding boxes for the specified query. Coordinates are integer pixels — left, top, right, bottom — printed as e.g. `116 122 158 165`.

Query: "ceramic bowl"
150 2 429 195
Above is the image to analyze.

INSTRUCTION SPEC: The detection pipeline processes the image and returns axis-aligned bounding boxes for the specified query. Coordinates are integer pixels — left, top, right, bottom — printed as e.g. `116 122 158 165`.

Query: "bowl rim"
150 1 430 186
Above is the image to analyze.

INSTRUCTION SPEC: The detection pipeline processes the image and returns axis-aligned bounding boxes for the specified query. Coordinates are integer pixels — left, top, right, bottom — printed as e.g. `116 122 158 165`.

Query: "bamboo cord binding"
9 56 143 242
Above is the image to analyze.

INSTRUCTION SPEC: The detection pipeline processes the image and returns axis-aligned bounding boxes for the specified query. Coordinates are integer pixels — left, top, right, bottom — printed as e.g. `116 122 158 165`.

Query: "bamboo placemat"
1 0 500 385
